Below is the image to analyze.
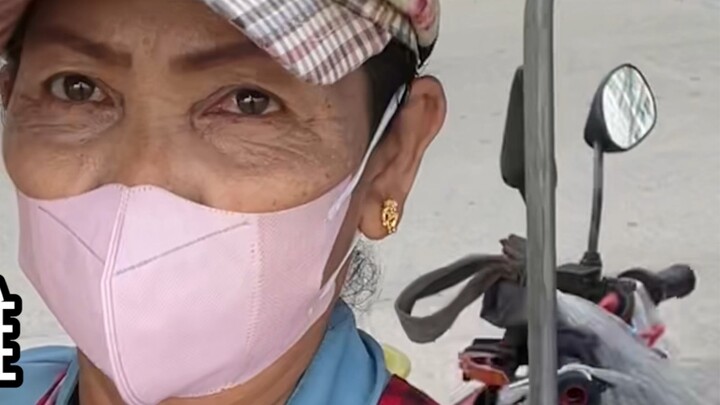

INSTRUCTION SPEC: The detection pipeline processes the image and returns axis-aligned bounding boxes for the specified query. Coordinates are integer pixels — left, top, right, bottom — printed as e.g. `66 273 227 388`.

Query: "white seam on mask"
328 85 408 219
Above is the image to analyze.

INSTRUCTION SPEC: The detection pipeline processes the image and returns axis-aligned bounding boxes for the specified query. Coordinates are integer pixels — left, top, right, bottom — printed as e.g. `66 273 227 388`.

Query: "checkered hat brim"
1 0 440 85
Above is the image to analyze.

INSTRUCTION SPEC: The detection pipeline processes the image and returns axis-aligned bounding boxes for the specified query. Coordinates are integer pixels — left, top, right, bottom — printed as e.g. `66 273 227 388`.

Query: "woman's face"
1 0 446 401
4 0 447 251
3 0 447 300
3 0 371 212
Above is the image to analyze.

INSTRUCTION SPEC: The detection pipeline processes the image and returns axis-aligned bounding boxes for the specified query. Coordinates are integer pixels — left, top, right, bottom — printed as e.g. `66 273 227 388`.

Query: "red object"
560 385 590 405
35 370 67 405
379 375 440 405
639 324 666 347
458 354 510 387
598 292 621 314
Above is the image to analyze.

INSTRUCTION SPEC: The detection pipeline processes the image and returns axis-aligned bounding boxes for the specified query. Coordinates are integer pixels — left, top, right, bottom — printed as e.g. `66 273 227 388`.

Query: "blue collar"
288 302 390 405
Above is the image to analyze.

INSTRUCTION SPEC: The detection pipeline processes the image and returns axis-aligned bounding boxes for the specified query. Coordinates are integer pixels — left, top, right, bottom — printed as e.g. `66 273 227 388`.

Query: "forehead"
25 0 255 57
19 0 370 107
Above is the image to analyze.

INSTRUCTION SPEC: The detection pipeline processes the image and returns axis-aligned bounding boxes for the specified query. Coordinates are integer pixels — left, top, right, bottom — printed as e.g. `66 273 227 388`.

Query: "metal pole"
523 0 558 404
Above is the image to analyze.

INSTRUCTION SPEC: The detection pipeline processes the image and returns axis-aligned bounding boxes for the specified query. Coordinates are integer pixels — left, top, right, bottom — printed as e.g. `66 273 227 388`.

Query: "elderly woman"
0 0 446 404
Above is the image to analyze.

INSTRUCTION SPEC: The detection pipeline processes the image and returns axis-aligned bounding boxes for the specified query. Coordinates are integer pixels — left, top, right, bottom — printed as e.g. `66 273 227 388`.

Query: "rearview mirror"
584 64 657 152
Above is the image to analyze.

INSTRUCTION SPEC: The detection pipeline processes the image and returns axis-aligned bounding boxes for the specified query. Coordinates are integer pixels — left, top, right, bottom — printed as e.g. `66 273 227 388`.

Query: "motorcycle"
393 63 700 405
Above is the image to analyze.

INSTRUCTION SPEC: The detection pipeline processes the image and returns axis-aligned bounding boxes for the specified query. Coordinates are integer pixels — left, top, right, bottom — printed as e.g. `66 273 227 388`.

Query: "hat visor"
1 0 393 85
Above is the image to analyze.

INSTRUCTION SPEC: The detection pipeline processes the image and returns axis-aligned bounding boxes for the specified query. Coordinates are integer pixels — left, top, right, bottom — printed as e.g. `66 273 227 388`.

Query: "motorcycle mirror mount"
500 66 527 201
500 67 559 204
581 64 658 267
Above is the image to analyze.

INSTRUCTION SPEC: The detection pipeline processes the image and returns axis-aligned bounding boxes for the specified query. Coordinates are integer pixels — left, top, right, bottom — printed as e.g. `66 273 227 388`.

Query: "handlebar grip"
618 265 696 305
656 265 696 301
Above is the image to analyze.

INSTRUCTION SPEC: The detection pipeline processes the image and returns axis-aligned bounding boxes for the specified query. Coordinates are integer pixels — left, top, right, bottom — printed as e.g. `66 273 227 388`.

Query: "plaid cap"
0 0 440 85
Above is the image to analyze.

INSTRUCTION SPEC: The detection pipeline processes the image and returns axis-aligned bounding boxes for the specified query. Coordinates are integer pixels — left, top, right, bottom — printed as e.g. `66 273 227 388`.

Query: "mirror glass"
601 66 657 150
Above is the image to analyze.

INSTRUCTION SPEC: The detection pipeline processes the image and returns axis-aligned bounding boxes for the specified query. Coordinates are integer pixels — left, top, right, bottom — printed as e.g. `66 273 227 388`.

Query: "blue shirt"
1 302 390 405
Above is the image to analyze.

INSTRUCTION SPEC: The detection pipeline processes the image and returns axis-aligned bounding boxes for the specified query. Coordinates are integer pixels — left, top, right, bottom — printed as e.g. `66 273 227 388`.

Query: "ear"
358 76 447 240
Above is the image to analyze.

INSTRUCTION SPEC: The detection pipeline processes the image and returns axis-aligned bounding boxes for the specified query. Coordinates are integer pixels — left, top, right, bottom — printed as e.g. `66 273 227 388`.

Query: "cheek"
193 112 367 212
2 132 103 199
2 91 120 198
7 90 121 143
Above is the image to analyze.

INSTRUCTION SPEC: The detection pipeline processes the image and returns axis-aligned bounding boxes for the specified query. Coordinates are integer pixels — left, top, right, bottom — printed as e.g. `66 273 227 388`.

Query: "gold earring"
381 199 400 235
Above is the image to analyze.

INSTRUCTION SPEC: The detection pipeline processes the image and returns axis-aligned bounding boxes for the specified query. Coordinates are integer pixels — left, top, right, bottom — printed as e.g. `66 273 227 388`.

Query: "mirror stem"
583 139 604 267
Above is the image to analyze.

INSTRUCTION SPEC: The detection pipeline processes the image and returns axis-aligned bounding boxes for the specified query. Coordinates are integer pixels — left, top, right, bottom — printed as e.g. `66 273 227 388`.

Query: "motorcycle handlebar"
619 265 696 305
657 265 696 301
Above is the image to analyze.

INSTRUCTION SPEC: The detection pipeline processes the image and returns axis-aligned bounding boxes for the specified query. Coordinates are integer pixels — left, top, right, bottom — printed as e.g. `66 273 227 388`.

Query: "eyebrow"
171 41 266 72
30 26 133 67
30 26 267 72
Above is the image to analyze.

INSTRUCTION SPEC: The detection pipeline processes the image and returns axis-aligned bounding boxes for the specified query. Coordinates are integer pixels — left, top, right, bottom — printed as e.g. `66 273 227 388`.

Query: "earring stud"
381 199 400 235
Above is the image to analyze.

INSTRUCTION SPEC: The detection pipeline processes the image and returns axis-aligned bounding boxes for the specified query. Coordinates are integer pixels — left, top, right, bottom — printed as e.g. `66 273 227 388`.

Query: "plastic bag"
496 292 702 404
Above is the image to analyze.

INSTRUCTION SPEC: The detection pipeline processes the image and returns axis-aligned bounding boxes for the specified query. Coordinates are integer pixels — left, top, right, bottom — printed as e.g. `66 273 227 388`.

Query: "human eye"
47 74 109 103
211 87 281 117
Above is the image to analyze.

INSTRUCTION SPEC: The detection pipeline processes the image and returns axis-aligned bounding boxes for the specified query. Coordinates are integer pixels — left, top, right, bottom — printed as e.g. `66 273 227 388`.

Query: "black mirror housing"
584 64 658 153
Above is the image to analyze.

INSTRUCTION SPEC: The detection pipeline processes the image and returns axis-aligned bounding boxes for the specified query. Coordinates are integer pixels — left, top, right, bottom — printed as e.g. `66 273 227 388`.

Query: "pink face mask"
16 89 405 405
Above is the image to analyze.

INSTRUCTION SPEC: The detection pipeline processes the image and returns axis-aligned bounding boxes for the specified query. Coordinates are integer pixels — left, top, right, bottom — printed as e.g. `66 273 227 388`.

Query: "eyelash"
45 73 114 106
43 74 282 118
208 86 282 118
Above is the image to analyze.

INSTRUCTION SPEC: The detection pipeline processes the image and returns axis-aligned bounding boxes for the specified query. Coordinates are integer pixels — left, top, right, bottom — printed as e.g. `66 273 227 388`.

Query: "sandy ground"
1 0 719 403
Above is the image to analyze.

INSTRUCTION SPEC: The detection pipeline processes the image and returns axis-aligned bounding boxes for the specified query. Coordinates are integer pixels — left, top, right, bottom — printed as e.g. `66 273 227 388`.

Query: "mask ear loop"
317 86 408 302
328 85 409 220
318 231 363 300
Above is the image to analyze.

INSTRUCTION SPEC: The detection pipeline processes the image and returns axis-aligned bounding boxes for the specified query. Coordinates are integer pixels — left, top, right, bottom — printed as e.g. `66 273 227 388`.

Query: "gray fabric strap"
394 254 515 343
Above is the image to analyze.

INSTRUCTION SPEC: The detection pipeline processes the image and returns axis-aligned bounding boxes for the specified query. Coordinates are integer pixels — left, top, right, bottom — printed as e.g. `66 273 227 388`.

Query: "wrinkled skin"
1 0 446 404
